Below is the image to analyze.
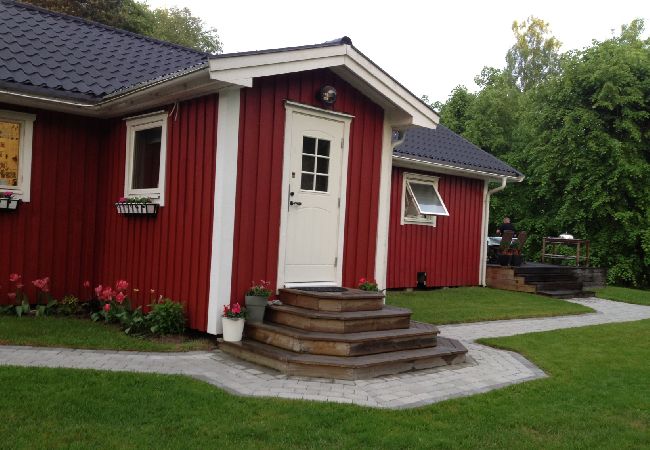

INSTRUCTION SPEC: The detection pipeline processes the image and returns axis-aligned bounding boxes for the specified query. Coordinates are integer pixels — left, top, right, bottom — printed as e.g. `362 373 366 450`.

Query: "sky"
147 0 648 103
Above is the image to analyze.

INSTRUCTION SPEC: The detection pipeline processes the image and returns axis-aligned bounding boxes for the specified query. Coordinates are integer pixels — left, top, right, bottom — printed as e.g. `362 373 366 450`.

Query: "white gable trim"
208 45 439 129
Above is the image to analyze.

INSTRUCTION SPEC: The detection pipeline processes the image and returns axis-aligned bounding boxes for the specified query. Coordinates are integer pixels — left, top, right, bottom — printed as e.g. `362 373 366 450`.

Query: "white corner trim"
0 109 36 202
374 120 393 291
123 112 168 205
207 88 241 335
479 180 490 286
276 102 352 290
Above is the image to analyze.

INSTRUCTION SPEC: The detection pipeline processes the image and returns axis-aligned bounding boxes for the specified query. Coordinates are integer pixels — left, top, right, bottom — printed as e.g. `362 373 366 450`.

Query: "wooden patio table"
541 237 590 266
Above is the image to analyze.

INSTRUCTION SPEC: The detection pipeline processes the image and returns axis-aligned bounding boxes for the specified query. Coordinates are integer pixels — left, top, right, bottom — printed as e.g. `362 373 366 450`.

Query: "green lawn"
0 316 213 352
1 319 648 449
387 287 593 324
596 286 650 306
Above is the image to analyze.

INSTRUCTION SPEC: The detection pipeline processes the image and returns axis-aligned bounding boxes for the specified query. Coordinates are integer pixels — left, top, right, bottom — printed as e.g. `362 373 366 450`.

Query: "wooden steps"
220 337 467 380
219 287 467 379
486 263 598 298
245 320 438 357
265 304 412 333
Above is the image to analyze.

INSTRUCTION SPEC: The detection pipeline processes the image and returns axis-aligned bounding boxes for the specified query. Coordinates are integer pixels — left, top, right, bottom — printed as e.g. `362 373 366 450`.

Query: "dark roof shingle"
0 0 208 101
394 125 522 178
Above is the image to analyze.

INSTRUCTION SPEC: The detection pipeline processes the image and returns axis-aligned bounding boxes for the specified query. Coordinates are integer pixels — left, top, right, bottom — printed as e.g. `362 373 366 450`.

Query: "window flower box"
115 197 159 216
0 192 19 211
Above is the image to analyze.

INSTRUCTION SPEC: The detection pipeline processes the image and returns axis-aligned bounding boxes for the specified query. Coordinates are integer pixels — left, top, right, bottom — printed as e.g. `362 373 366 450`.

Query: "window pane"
404 189 421 218
316 157 329 174
302 136 316 154
132 127 162 189
408 181 448 215
301 173 314 190
315 175 328 192
0 121 20 187
317 139 330 157
302 155 315 173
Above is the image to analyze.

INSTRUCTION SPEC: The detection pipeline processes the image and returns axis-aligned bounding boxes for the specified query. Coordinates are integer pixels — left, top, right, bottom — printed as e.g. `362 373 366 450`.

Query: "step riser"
266 309 411 333
220 341 467 380
280 291 383 312
529 282 583 290
245 326 437 357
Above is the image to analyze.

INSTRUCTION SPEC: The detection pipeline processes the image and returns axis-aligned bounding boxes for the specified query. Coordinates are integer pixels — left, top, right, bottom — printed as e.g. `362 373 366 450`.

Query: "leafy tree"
506 16 561 91
437 86 476 135
21 0 222 53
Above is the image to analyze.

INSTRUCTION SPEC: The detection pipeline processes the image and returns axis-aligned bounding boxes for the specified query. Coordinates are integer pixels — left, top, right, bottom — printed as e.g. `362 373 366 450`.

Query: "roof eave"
208 43 439 128
392 154 524 181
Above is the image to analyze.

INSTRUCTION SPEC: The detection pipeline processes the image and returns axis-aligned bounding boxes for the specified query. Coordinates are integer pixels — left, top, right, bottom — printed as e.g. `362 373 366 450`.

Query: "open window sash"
405 180 449 217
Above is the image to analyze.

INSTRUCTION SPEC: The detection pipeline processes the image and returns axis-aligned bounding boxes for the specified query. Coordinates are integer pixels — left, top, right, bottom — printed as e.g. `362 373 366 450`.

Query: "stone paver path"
2 297 649 409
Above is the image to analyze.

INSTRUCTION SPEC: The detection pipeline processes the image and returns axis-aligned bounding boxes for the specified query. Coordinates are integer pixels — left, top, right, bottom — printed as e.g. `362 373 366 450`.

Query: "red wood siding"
386 167 484 288
231 69 384 302
0 106 101 302
93 95 218 331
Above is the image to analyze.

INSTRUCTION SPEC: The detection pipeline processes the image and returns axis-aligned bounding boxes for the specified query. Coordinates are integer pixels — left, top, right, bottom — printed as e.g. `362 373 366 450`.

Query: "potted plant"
510 242 523 266
115 196 159 216
245 280 272 323
0 191 19 211
357 277 380 292
222 303 246 342
498 241 512 266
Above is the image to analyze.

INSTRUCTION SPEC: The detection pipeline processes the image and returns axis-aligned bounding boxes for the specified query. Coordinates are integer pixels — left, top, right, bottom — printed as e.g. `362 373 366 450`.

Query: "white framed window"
124 112 168 205
401 172 449 226
0 110 36 202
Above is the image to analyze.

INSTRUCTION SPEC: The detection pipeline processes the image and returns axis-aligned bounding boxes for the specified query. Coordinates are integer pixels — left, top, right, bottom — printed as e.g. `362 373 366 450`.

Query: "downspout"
479 177 508 286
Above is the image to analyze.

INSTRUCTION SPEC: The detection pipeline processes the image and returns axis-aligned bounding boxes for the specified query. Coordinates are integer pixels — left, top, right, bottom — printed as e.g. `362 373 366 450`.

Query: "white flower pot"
222 317 245 342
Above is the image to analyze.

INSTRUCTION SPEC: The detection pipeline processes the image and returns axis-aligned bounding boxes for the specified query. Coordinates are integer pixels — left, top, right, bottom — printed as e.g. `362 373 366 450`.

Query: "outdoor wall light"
318 85 337 106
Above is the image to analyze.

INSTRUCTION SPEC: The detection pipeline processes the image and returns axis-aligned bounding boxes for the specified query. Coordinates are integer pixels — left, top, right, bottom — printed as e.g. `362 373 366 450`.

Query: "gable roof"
0 0 208 102
394 125 523 179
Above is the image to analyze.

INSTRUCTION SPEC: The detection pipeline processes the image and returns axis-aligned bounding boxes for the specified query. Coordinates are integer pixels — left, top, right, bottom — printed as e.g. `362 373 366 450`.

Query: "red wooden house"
0 1 521 334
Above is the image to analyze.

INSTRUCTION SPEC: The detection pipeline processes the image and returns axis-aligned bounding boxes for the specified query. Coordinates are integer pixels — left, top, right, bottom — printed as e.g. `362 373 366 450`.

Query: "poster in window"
0 121 20 187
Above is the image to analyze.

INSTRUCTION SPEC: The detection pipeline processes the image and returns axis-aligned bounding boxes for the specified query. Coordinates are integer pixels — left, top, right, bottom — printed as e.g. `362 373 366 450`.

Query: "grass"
386 287 593 324
0 316 213 352
596 286 650 306
1 319 648 449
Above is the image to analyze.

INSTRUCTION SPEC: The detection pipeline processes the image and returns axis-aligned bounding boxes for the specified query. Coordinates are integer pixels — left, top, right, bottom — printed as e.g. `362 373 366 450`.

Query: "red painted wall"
386 167 484 288
231 69 384 302
93 95 218 331
0 106 101 302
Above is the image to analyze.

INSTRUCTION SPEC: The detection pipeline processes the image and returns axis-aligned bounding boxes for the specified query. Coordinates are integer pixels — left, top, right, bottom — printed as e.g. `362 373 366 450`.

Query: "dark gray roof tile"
394 125 523 178
0 0 209 100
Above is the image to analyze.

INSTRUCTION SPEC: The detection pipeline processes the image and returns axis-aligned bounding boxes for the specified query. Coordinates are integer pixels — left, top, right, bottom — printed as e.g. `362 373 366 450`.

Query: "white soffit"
208 44 439 128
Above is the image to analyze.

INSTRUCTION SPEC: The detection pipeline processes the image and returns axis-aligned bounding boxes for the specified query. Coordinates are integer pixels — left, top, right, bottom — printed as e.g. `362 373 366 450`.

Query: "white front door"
281 106 351 285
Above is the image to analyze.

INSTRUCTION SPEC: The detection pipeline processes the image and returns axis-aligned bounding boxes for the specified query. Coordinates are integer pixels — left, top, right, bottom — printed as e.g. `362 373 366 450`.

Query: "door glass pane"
302 136 316 154
317 139 330 157
300 173 314 190
0 121 20 187
315 175 328 192
132 127 162 189
316 157 329 174
302 155 315 173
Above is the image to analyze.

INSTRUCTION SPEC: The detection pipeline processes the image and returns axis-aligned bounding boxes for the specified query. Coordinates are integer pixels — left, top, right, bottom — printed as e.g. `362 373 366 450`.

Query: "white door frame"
276 101 353 289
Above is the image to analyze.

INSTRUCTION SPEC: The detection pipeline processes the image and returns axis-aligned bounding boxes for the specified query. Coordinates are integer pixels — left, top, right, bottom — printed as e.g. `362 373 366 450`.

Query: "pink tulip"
232 303 241 314
9 273 21 283
115 292 126 304
95 285 103 297
115 280 129 292
104 303 111 312
83 280 91 288
359 277 366 284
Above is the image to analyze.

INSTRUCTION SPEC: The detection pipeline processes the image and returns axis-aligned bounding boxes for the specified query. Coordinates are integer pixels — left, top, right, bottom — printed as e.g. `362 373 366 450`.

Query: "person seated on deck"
496 217 516 236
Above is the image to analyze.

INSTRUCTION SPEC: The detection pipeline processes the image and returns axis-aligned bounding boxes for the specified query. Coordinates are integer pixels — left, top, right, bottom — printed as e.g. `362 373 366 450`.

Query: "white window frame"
124 112 168 205
0 110 36 202
401 172 449 227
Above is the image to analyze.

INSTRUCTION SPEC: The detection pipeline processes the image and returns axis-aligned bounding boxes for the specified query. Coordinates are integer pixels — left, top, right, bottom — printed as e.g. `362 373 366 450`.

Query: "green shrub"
58 295 80 316
148 299 186 335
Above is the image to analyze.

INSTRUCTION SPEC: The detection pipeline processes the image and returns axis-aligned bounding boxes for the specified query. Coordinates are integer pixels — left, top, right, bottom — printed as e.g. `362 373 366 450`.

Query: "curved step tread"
247 320 438 343
267 304 411 320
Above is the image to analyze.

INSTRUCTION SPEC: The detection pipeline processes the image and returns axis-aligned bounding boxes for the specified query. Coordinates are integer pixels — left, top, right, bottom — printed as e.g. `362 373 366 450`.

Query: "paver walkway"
2 297 650 409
